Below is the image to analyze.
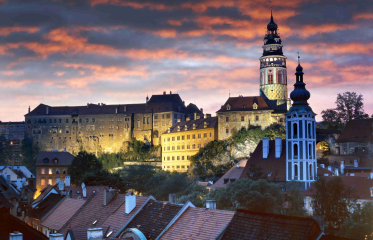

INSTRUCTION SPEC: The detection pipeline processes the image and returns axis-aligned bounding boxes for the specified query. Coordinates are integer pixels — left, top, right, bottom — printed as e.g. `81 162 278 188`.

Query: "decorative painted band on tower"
285 61 317 190
259 9 288 109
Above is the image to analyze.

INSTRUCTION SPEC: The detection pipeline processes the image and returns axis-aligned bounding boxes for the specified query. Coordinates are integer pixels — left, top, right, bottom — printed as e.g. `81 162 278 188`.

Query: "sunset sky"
0 0 372 122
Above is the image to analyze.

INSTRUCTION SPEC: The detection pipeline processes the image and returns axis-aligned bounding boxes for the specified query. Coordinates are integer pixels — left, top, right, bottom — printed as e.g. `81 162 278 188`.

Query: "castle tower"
259 9 288 109
285 59 316 190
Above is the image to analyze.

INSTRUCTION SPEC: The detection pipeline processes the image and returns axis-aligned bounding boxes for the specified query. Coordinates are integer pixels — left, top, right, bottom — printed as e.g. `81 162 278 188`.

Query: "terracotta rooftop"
41 198 85 231
119 199 183 240
101 195 150 237
159 207 235 240
64 186 107 200
221 209 322 240
210 160 247 188
0 210 48 240
216 96 272 113
28 194 65 220
337 118 373 143
304 176 373 200
162 117 218 134
31 184 59 206
66 227 109 240
36 151 75 166
240 140 287 182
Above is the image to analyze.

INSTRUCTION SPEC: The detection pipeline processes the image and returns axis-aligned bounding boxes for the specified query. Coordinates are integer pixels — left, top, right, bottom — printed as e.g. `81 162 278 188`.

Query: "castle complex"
216 10 289 140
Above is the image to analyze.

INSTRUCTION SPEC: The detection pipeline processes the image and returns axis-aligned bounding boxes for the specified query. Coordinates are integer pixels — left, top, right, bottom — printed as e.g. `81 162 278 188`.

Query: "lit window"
48 179 53 185
49 168 52 174
41 168 45 174
41 179 46 186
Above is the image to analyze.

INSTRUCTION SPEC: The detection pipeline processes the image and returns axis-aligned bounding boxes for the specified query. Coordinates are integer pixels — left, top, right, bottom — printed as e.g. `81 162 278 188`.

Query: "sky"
0 0 372 122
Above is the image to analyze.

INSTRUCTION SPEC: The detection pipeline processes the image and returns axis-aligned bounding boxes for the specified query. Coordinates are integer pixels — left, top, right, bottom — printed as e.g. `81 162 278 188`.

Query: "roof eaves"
155 201 195 240
113 195 156 238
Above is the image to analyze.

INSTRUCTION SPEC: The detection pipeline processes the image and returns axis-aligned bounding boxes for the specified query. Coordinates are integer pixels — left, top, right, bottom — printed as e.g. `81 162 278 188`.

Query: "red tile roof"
304 176 373 200
41 198 85 231
101 196 150 236
64 186 107 200
240 140 287 182
31 184 59 206
216 96 272 113
210 160 247 188
159 207 235 240
36 151 74 166
120 199 183 240
221 209 322 240
337 118 373 143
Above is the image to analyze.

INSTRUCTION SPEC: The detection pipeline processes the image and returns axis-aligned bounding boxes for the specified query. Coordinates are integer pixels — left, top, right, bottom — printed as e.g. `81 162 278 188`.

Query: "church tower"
259 9 288 109
286 59 317 190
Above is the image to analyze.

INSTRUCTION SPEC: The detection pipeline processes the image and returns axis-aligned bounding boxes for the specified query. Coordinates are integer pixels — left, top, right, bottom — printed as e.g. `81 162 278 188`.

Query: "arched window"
309 164 313 179
293 123 298 137
294 164 298 179
309 144 312 158
308 123 312 138
293 144 298 157
154 130 159 138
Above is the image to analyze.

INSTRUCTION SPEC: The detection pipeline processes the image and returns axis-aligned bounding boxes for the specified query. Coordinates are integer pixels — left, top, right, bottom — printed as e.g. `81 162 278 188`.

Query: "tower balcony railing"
260 63 286 69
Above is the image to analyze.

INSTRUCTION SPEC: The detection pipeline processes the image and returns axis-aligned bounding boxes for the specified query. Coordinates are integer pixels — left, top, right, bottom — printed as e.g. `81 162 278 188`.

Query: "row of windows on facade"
164 155 192 161
163 165 190 170
291 143 314 159
289 122 314 139
219 115 273 122
164 133 212 142
289 163 316 181
40 168 67 175
31 117 131 124
164 143 206 151
40 177 64 186
260 69 287 85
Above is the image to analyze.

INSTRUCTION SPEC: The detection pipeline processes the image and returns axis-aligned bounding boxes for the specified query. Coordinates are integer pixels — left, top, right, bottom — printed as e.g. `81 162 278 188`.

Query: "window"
308 123 312 137
48 178 53 185
177 136 180 140
293 123 298 137
172 156 175 160
137 120 140 128
182 145 185 149
309 144 312 158
192 134 195 139
154 115 158 120
41 168 45 174
43 158 49 163
143 117 146 124
182 136 185 140
177 146 180 150
255 115 259 121
198 134 201 138
177 156 180 160
79 119 82 123
92 118 95 123
226 117 229 122
182 156 185 160
63 169 67 174
187 135 190 140
226 128 229 134
41 179 46 186
294 164 298 178
166 114 170 119
241 116 244 121
187 145 190 149
66 130 69 134
86 118 89 123
187 156 190 160
53 158 58 164
167 157 170 160
172 137 175 141
198 144 201 148
172 146 175 150
56 169 60 174
192 144 195 149
355 147 358 153
154 121 158 126
268 74 273 84
59 119 61 123
293 144 298 157
309 164 313 179
49 168 52 174
204 133 207 138
66 119 69 123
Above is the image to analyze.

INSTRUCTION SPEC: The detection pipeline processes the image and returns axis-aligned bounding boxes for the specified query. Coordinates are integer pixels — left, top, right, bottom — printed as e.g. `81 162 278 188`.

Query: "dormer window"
253 103 258 109
43 158 49 163
53 158 58 164
193 124 196 130
226 104 231 111
56 168 60 174
63 169 67 174
242 105 246 109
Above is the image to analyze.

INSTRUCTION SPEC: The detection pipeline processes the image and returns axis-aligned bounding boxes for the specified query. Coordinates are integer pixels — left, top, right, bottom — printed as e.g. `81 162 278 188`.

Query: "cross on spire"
297 52 300 64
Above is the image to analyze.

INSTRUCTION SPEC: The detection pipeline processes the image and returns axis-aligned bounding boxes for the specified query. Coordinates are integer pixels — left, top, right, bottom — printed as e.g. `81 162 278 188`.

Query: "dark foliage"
68 151 103 185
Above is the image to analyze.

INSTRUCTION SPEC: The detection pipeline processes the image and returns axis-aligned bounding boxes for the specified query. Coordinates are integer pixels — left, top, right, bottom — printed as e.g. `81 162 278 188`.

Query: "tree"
122 164 157 195
208 179 286 213
80 169 127 193
177 183 209 207
338 202 373 240
311 176 356 235
0 135 11 165
246 164 267 181
68 151 103 185
321 92 370 130
21 137 41 173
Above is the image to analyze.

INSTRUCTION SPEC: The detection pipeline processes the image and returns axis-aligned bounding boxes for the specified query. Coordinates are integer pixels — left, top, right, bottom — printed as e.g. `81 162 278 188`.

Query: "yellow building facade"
161 116 218 172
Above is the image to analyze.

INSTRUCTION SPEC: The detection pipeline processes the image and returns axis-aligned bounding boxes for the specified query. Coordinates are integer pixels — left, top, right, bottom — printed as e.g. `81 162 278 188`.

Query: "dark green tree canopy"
68 151 103 185
80 169 127 193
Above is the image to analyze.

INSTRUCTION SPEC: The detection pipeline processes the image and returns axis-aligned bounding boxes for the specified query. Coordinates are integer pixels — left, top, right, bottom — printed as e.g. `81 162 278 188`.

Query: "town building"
0 121 25 165
335 118 373 159
24 92 203 155
216 11 289 141
209 160 247 189
35 151 74 193
161 116 218 172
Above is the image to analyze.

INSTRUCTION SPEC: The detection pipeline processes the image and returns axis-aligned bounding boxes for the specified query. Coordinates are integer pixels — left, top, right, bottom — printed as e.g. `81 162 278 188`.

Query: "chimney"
200 108 203 114
177 126 180 132
204 122 207 128
9 232 22 240
340 161 345 175
87 103 89 108
327 166 332 172
59 180 65 191
186 117 190 121
194 113 197 120
170 91 172 94
168 128 171 133
163 91 166 95
6 175 11 186
335 168 339 176
104 188 116 206
22 177 26 187
65 176 71 187
205 114 211 118
206 200 216 210
370 172 373 179
169 193 176 204
320 164 325 168
82 182 86 198
87 228 103 240
49 233 64 240
125 193 136 214
262 138 269 159
275 137 282 159
28 106 30 113
115 108 118 114
354 160 358 167
46 106 49 115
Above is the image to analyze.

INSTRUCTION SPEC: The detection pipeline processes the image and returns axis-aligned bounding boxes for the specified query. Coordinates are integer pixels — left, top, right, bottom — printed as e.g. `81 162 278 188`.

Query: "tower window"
293 144 298 157
309 144 312 158
309 164 313 179
308 123 312 138
293 123 298 137
268 74 273 84
294 164 298 179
